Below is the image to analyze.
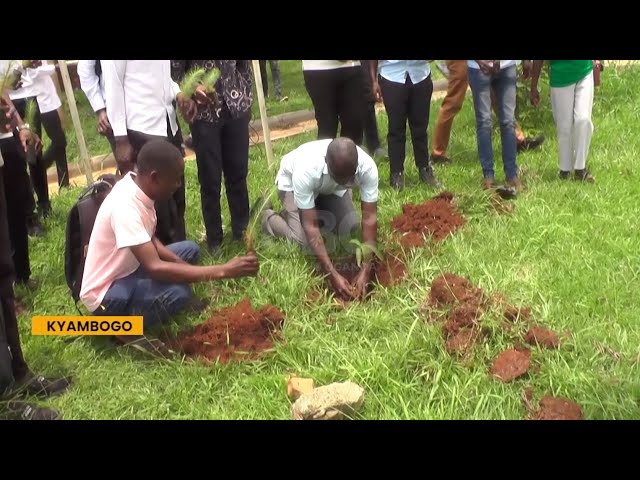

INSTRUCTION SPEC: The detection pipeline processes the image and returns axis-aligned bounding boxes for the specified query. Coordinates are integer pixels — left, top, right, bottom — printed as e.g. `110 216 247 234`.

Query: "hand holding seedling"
330 271 355 300
193 84 212 106
176 92 198 123
352 267 371 300
222 253 260 278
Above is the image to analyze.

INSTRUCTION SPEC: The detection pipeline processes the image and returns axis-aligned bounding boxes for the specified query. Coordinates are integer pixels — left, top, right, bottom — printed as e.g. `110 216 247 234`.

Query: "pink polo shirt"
80 172 157 312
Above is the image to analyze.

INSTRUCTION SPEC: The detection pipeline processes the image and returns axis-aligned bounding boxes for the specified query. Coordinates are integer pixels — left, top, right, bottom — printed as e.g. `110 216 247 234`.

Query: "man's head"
136 140 184 201
326 137 358 187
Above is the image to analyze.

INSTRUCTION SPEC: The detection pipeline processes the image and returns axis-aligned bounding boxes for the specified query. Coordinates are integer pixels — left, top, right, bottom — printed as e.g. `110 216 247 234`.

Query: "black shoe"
185 297 209 314
419 168 442 188
517 135 545 152
574 169 595 183
559 170 570 180
27 216 46 237
2 401 61 420
15 278 39 290
38 204 52 219
430 154 452 165
14 372 72 398
390 172 404 190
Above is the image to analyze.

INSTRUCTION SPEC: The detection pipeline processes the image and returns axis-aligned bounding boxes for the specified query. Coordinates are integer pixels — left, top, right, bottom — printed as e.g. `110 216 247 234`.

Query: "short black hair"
137 139 183 176
326 137 358 172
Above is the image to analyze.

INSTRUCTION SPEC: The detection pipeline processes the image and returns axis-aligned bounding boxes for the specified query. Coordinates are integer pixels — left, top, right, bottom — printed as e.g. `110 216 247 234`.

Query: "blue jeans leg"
493 65 518 180
468 68 494 179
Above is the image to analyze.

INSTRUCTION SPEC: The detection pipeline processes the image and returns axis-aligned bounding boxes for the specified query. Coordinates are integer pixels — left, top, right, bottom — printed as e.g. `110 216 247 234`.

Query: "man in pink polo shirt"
80 140 259 346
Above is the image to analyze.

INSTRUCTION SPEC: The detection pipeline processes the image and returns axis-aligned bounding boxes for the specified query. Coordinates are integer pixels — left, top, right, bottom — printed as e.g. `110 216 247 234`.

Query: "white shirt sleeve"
102 60 128 137
171 79 181 100
110 204 152 249
292 169 317 210
78 60 106 113
356 150 379 203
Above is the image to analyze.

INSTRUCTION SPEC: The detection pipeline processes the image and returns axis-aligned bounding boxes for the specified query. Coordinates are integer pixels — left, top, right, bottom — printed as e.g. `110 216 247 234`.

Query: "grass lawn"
15 65 640 419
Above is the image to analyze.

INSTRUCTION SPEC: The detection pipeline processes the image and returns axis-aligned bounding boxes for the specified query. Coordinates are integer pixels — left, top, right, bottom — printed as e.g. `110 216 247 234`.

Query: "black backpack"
64 174 118 306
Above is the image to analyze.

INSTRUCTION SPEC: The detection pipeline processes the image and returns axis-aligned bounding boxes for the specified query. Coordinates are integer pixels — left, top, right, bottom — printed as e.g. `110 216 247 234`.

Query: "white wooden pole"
58 60 93 183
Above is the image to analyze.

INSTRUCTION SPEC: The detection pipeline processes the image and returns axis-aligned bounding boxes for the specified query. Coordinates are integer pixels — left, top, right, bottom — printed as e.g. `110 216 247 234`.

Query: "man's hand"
593 60 603 71
222 253 260 278
352 267 371 300
372 79 383 102
521 60 532 80
115 137 135 174
476 60 494 75
177 92 198 123
96 109 112 135
330 271 355 300
193 85 212 106
19 129 41 153
530 87 540 108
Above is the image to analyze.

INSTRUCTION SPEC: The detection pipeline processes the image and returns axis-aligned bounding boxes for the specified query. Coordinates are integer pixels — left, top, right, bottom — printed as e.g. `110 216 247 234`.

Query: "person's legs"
379 76 409 176
336 66 365 145
493 65 518 181
40 110 69 188
259 60 269 98
269 60 282 99
304 69 340 140
360 61 382 154
550 83 576 173
263 190 308 246
191 120 224 248
467 67 495 182
572 71 595 172
432 60 468 159
407 75 433 171
220 113 250 241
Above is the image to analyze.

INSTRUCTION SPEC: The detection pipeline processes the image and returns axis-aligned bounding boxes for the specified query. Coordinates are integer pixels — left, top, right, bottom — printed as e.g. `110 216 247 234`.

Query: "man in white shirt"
101 60 194 245
30 61 69 187
262 137 379 300
78 60 115 154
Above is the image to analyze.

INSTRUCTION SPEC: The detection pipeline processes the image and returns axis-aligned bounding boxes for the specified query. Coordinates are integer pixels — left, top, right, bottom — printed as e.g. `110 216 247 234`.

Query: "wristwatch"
17 123 30 132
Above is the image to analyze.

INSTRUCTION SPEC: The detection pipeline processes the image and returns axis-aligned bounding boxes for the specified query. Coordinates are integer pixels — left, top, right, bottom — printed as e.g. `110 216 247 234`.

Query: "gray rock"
292 381 365 420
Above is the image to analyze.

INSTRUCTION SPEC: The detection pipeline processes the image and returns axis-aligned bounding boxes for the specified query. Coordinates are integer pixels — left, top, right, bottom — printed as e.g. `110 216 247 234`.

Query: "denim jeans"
96 241 200 328
467 64 518 180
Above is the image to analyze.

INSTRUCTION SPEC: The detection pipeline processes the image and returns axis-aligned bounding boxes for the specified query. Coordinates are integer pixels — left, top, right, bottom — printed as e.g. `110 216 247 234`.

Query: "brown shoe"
482 177 496 190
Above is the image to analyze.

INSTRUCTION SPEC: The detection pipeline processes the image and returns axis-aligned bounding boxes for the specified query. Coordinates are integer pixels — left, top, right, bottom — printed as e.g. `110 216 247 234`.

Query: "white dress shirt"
77 60 106 113
101 60 181 138
275 139 379 210
31 62 62 114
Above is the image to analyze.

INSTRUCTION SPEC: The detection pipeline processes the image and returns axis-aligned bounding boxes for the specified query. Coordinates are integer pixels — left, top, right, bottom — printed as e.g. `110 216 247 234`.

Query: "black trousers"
303 66 364 145
0 137 31 283
360 60 381 154
190 110 250 246
379 74 434 174
127 117 186 245
40 109 69 187
0 166 29 392
12 98 50 211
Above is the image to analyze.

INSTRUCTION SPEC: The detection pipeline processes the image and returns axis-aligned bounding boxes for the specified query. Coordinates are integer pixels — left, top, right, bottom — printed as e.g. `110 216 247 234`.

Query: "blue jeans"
467 65 518 180
96 241 200 328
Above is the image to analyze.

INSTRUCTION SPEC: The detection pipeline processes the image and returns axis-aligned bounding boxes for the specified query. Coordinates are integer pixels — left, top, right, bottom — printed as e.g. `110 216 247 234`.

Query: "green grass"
16 65 640 419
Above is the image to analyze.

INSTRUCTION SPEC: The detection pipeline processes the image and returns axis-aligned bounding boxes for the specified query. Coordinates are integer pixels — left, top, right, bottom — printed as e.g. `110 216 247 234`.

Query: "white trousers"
550 71 594 171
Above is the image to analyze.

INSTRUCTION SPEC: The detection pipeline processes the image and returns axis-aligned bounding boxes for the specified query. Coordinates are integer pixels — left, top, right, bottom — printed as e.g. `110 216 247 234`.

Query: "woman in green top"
530 60 602 182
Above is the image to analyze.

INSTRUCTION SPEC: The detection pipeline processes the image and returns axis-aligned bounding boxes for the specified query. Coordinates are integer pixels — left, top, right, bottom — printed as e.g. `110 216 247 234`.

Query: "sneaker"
574 169 595 183
418 167 442 188
430 154 452 165
14 372 72 398
390 172 404 190
517 135 545 152
2 401 61 420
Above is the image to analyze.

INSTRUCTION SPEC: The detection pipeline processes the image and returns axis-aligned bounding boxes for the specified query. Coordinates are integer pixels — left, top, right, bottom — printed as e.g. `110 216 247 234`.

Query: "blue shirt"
378 60 431 84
